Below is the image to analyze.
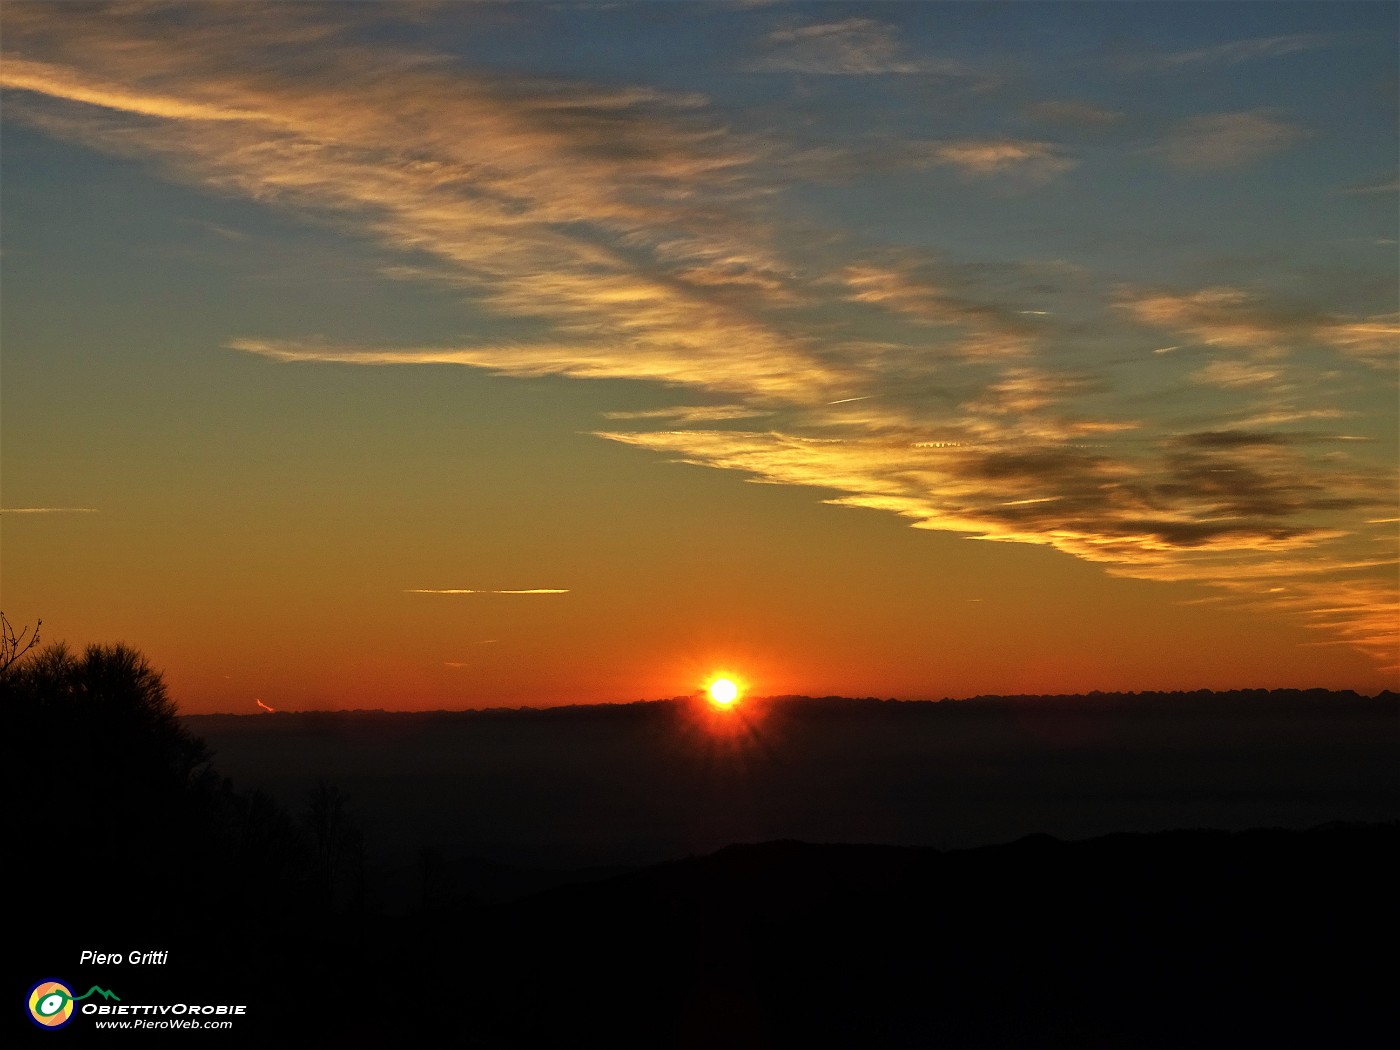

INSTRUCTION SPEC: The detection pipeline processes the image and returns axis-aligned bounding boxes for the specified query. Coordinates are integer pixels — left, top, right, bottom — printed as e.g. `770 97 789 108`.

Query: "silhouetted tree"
4 639 219 913
0 611 40 673
303 779 366 911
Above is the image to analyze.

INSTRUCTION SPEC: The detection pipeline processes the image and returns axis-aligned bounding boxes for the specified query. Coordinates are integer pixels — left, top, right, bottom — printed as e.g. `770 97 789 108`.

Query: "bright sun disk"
708 678 739 705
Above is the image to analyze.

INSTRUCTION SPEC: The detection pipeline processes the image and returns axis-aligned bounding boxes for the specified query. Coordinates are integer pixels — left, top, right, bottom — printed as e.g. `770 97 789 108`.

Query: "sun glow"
707 677 740 706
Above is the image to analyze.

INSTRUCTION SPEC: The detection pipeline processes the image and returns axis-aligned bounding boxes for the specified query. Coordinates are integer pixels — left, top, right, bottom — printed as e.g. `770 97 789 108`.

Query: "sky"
2 1 1396 713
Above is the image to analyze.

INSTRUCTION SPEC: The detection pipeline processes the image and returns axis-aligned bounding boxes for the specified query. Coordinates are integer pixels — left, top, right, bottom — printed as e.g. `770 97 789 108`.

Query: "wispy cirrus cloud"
228 334 844 401
1320 316 1400 369
602 405 772 424
1023 99 1124 129
916 139 1076 180
595 421 1381 558
596 422 1395 666
0 506 99 513
1190 360 1283 389
1121 286 1293 350
1141 32 1334 72
1119 286 1399 370
1343 176 1400 196
2 5 835 402
0 55 263 121
842 261 1040 357
751 17 977 78
2 4 1392 669
1159 111 1306 170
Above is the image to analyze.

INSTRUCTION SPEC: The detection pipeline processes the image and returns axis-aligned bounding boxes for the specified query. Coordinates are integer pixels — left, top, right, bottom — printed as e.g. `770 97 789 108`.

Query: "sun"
707 677 740 706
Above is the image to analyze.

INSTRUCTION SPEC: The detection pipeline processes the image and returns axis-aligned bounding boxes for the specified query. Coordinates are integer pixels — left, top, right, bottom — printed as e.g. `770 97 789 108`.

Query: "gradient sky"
2 2 1396 712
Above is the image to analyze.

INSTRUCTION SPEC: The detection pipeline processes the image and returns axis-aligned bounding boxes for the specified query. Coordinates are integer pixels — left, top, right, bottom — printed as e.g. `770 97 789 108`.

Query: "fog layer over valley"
189 691 1398 905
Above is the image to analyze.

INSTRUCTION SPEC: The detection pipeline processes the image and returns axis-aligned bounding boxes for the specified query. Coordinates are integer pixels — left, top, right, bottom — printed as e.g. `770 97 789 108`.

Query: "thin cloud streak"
1142 33 1334 71
602 405 771 423
0 55 266 122
1344 177 1400 196
229 338 843 402
405 589 570 596
1 507 99 513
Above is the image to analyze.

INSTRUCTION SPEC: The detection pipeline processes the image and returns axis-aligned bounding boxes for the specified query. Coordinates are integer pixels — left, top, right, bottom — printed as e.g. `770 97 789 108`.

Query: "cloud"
1159 111 1305 170
963 368 1105 416
1173 431 1293 450
1023 100 1124 128
0 55 264 121
593 420 1384 560
1191 361 1282 388
229 336 844 402
0 507 99 513
1122 287 1288 350
842 262 1040 357
1120 286 1399 370
1316 316 1400 369
1343 176 1400 196
752 17 969 77
916 139 1076 180
3 7 835 403
591 390 1394 661
761 135 1075 187
405 589 569 596
602 405 772 423
1144 33 1333 71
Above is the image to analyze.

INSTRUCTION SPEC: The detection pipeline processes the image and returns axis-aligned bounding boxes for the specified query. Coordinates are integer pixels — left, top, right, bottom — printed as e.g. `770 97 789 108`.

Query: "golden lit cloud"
843 263 1039 357
919 140 1077 179
602 405 772 423
229 336 843 403
1190 361 1283 388
596 419 1395 662
1317 315 1400 369
0 55 264 122
1121 287 1399 371
0 507 99 513
1121 287 1289 351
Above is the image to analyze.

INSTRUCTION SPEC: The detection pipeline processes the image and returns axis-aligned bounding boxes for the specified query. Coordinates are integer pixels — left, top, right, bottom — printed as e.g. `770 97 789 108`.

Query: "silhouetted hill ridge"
185 687 1392 724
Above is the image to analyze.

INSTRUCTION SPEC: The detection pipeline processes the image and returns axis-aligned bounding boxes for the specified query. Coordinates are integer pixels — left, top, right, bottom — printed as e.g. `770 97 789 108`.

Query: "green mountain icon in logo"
73 986 121 1003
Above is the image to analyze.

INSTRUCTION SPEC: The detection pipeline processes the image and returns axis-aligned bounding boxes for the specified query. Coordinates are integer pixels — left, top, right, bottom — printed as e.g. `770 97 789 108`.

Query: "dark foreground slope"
22 824 1395 1047
408 824 1397 1048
